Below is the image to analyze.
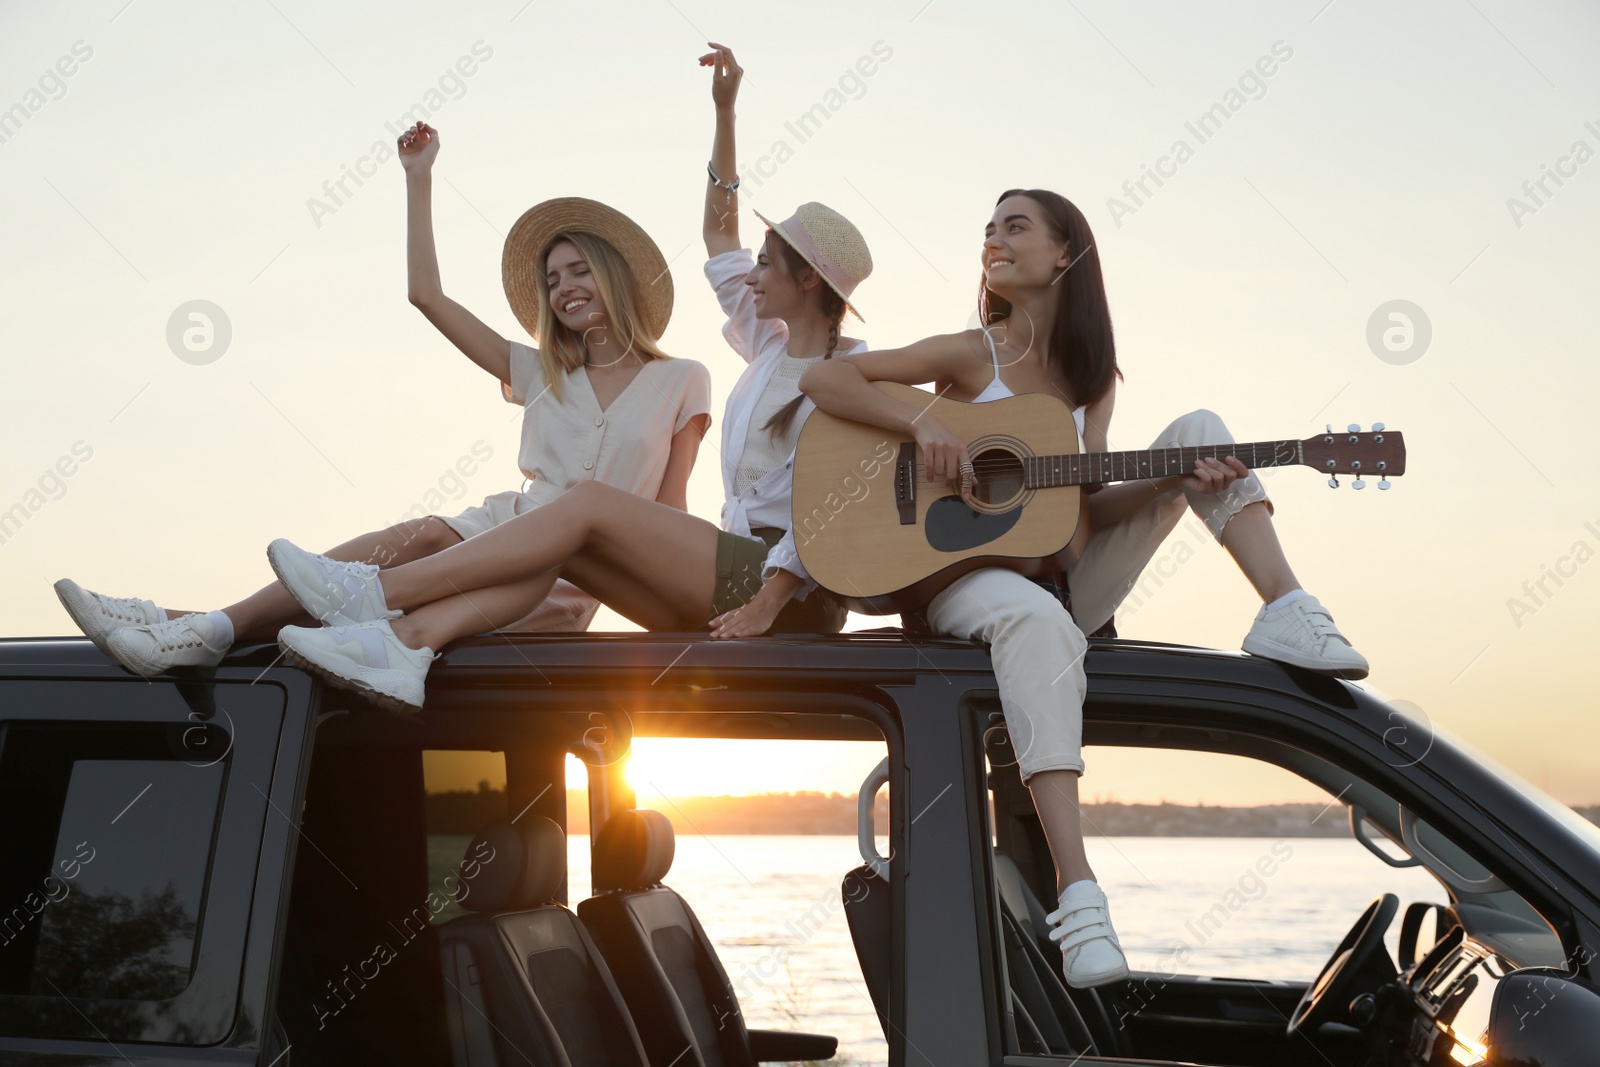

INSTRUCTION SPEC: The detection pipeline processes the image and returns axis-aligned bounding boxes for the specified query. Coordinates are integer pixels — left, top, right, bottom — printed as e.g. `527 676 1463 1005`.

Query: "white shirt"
734 353 826 496
705 249 868 597
502 340 713 507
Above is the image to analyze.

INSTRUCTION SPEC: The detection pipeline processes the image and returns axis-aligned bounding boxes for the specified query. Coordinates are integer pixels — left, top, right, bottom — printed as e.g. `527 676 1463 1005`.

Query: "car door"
0 665 317 1064
971 669 1589 1067
983 733 1386 1065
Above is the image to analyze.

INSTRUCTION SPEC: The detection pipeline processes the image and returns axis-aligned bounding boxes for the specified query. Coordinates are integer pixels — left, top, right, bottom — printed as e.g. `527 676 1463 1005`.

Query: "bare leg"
377 482 719 618
368 484 725 653
501 578 594 633
1218 501 1301 603
393 570 563 650
217 517 461 641
389 528 727 652
1028 770 1095 894
555 550 721 630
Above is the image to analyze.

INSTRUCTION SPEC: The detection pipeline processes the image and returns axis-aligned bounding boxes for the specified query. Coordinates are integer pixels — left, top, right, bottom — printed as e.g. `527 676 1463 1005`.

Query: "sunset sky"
3 1 1596 805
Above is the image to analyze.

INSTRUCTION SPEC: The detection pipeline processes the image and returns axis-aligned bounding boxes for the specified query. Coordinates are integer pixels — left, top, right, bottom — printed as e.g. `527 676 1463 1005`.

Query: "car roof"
0 630 1338 691
0 630 1385 746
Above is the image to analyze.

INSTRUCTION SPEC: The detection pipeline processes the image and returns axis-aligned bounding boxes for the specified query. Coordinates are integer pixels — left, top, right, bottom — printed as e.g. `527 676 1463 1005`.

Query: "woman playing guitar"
799 188 1369 988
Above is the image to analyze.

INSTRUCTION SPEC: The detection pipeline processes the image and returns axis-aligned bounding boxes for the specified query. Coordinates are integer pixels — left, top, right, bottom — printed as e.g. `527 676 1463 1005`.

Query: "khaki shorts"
712 528 846 633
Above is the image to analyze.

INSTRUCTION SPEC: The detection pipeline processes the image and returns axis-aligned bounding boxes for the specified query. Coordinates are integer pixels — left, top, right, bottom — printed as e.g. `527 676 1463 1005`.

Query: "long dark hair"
978 188 1120 407
764 234 847 439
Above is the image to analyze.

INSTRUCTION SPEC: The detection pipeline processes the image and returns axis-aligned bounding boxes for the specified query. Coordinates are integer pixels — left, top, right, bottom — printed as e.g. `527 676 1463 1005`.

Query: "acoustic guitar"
791 382 1407 613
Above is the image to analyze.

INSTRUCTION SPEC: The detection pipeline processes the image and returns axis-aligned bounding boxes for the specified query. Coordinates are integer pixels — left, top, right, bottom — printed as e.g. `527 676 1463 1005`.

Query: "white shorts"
438 489 600 633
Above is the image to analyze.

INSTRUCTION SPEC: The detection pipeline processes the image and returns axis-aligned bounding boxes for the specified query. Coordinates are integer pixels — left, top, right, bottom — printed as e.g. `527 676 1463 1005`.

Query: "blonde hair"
531 231 673 400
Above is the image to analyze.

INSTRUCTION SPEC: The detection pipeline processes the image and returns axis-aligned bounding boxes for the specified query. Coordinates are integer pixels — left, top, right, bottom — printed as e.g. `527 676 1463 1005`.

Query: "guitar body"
794 383 1407 615
793 382 1087 614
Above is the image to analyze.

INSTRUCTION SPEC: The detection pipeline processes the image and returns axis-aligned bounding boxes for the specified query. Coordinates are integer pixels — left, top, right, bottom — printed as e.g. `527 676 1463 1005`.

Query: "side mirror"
1485 970 1600 1066
1398 901 1450 969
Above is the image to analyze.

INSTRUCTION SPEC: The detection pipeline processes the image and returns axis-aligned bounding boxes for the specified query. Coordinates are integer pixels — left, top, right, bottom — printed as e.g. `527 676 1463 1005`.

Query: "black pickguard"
925 495 1022 552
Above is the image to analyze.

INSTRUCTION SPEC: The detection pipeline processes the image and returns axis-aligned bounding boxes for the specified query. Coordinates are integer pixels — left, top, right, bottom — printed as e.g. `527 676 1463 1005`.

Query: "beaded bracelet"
707 161 740 192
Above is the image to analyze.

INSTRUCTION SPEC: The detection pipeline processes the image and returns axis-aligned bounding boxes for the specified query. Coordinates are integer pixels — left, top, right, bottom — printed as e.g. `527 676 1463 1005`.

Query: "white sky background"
2 0 1597 804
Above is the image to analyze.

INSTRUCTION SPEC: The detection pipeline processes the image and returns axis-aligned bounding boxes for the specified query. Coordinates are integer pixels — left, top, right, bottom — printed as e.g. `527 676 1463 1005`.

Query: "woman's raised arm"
399 122 512 384
801 332 988 492
700 43 743 259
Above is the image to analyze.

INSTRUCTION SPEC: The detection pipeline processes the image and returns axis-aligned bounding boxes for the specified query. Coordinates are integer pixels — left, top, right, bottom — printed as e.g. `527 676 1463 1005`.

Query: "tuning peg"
1347 423 1361 433
1378 477 1391 490
1352 476 1366 489
1328 475 1340 489
1372 422 1385 432
1326 424 1333 433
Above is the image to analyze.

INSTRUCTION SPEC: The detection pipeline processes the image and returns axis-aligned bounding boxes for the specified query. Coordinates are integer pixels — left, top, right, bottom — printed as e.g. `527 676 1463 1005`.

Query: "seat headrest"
457 816 567 912
593 809 675 890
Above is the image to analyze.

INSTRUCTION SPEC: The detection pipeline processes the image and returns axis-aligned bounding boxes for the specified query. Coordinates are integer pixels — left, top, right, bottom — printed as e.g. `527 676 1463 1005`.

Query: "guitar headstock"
1300 423 1406 489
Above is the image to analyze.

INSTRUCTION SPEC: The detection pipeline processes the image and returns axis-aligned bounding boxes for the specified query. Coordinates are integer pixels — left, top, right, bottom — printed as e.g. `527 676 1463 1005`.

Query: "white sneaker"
278 619 433 713
267 538 397 626
1047 882 1129 988
54 579 166 658
1242 594 1369 679
106 614 229 677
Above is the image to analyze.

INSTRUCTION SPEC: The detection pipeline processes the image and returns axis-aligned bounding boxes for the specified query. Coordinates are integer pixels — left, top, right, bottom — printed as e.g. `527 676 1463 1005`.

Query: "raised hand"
698 42 743 110
397 121 440 173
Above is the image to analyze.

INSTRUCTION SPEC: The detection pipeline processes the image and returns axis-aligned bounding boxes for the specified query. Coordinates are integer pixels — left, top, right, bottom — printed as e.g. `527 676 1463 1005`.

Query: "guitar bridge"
895 442 916 525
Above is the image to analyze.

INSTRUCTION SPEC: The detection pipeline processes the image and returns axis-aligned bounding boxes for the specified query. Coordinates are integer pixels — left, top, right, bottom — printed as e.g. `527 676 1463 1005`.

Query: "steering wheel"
1286 894 1398 1037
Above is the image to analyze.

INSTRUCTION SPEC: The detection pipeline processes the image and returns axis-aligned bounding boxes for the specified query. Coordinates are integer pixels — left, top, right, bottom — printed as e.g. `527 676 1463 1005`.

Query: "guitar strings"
912 446 1283 476
912 456 1267 475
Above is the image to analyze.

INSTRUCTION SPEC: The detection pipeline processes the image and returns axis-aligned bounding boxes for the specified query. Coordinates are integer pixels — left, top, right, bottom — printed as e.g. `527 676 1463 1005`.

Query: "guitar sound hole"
971 448 1024 508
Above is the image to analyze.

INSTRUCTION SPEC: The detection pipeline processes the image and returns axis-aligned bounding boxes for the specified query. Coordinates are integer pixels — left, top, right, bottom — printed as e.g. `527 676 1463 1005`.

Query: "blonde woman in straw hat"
53 120 712 677
801 188 1369 989
262 46 873 710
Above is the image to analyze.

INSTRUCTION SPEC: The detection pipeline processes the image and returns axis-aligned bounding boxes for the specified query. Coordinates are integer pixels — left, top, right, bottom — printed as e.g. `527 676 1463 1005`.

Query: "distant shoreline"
425 788 1600 839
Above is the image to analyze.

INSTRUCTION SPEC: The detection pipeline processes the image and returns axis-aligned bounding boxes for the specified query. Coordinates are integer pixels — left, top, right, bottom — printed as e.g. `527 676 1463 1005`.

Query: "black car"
1 631 1597 1066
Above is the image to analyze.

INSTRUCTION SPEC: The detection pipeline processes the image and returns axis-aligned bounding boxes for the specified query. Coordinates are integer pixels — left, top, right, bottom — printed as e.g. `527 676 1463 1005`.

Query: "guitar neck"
1022 440 1304 488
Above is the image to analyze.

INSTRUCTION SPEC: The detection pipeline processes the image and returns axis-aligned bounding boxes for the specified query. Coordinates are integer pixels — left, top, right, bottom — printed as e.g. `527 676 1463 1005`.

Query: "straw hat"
502 197 674 341
753 203 873 321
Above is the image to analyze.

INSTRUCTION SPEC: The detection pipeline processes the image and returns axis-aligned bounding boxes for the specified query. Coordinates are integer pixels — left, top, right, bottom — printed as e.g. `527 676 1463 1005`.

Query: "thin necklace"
585 353 643 369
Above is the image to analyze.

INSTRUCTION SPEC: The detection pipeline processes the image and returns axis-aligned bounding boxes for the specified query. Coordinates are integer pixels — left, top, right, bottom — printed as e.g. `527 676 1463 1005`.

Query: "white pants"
924 410 1270 781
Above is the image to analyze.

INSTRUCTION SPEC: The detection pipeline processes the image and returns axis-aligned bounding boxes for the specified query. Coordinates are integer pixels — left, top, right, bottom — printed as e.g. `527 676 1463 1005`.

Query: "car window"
0 721 226 1019
35 759 221 998
998 746 1442 982
591 735 893 1067
422 749 509 924
1098 747 1446 980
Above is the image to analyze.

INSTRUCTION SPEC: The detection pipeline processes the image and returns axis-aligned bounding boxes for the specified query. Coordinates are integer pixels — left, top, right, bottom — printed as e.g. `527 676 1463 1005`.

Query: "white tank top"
971 327 1087 441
